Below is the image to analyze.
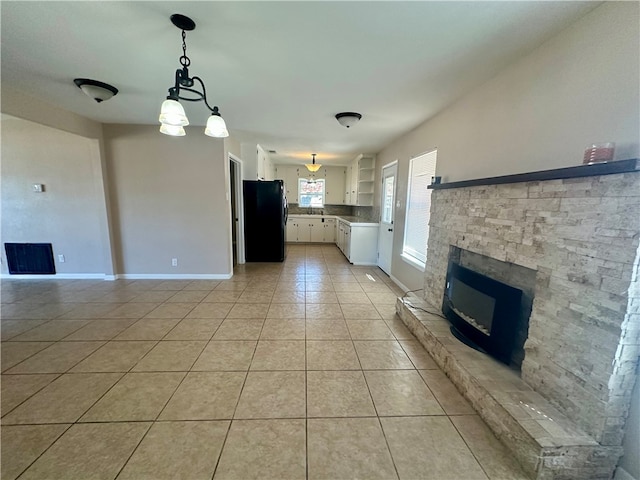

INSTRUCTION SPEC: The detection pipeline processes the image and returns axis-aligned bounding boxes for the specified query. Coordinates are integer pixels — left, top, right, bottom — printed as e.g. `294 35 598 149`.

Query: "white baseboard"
115 273 233 280
390 274 412 293
1 273 233 281
615 466 638 480
1 273 111 280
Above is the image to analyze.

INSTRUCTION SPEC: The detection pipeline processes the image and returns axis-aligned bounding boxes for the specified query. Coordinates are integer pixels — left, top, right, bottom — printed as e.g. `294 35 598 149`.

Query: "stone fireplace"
397 159 639 478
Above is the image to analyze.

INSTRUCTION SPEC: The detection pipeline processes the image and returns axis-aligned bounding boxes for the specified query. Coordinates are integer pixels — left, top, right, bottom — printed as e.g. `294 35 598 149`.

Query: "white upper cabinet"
274 165 301 202
257 145 275 180
241 143 275 180
345 166 353 205
323 166 346 205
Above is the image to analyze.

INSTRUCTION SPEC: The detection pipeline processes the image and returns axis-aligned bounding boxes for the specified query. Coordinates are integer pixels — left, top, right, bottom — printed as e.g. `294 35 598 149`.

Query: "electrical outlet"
58 254 65 263
171 258 178 267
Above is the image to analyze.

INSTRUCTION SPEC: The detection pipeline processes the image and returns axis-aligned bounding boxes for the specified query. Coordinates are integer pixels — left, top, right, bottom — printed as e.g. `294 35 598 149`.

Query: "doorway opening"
229 154 245 267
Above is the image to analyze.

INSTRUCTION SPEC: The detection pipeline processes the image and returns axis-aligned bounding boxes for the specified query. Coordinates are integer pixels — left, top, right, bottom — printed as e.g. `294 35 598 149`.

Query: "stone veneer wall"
422 172 640 446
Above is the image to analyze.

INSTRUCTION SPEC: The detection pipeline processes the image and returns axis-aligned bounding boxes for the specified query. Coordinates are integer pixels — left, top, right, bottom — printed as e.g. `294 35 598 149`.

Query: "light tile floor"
1 244 528 479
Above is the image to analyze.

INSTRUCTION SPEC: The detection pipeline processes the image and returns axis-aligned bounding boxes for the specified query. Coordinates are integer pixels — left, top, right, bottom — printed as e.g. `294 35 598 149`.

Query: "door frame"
229 153 245 266
377 160 398 275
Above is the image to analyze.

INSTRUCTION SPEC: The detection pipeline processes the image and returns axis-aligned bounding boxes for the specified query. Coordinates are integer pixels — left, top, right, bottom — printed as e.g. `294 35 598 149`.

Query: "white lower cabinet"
323 218 336 243
286 219 298 242
336 220 349 255
337 219 378 265
297 223 311 242
287 216 334 243
310 219 325 242
287 216 377 264
296 218 323 242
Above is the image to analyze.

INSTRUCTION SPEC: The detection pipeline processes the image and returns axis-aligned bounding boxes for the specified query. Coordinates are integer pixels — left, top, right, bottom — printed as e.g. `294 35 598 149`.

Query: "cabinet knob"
388 228 393 232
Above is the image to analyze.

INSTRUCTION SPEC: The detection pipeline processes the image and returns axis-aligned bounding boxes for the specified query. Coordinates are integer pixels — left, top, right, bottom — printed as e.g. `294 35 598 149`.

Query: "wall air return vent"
4 243 56 274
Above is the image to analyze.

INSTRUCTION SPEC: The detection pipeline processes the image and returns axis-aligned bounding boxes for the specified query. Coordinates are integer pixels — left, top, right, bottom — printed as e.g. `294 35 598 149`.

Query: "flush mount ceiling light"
159 14 229 138
305 153 322 173
73 78 118 103
335 112 362 128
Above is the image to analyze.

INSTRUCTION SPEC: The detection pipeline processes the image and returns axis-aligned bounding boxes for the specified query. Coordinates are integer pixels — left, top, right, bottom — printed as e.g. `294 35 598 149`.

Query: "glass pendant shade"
159 99 189 126
74 78 118 103
335 112 362 128
79 84 116 103
305 153 321 172
204 114 229 138
159 123 186 136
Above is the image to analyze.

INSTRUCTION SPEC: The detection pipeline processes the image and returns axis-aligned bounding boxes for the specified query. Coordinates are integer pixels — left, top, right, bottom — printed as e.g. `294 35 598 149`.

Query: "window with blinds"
401 149 437 270
298 178 325 207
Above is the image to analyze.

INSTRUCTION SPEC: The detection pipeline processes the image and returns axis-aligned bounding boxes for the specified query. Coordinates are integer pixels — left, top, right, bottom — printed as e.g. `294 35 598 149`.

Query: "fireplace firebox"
442 261 523 364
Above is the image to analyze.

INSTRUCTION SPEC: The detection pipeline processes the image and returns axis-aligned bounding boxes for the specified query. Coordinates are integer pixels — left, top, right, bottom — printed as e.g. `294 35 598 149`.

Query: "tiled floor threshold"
397 291 621 479
1 245 530 479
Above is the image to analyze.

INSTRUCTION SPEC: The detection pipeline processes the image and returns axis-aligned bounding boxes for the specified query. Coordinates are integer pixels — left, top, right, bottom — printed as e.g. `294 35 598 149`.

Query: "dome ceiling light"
73 78 118 103
335 112 362 128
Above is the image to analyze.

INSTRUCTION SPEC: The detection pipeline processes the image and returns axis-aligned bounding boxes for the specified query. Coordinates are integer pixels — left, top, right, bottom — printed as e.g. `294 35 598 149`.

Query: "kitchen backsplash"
288 204 376 221
356 206 376 221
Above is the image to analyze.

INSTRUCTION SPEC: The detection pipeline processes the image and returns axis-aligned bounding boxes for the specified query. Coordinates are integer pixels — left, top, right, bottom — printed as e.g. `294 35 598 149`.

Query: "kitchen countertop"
335 216 379 226
288 214 378 226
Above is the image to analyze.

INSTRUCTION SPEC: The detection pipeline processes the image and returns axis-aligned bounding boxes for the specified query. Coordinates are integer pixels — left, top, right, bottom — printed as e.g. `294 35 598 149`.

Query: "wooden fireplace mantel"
428 158 639 190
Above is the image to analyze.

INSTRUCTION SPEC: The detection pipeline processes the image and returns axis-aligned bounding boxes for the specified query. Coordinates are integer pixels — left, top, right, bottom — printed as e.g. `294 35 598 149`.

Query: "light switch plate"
33 184 44 193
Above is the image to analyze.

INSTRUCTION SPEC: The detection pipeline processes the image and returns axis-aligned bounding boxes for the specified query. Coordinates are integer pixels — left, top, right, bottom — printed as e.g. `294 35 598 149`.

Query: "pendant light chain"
180 30 190 68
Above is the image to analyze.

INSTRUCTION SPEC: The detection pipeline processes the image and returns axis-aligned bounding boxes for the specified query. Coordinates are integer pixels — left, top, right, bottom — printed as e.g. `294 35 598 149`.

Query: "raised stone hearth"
397 294 621 479
403 164 639 478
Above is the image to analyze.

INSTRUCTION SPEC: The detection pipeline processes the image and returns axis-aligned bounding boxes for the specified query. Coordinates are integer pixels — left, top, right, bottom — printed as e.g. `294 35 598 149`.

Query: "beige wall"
103 124 232 277
618 377 640 479
1 85 238 278
1 115 110 275
225 135 242 159
1 85 103 140
375 1 640 291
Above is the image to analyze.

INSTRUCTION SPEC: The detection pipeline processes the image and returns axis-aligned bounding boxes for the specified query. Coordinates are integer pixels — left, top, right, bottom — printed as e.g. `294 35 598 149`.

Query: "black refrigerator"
243 180 287 262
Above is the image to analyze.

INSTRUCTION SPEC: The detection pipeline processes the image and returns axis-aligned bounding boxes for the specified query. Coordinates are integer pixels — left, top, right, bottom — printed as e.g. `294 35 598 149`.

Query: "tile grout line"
447 415 494 480
304 247 309 480
95 281 237 480
210 281 265 477
7 421 75 480
2 247 421 480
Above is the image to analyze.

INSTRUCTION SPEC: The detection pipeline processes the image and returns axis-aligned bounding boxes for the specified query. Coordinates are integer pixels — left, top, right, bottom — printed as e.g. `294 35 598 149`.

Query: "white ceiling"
1 1 599 165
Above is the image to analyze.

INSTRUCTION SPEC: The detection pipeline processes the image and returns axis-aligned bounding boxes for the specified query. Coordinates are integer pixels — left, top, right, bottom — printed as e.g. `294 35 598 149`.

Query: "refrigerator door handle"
284 196 288 225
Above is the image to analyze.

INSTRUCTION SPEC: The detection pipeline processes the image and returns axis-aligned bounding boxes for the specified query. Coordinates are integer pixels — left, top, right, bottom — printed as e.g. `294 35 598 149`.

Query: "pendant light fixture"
159 14 229 138
305 153 322 173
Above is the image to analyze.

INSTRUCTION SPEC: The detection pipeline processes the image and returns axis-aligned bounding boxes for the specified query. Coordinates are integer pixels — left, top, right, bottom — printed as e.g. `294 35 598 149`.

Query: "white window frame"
401 149 437 271
298 177 326 208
